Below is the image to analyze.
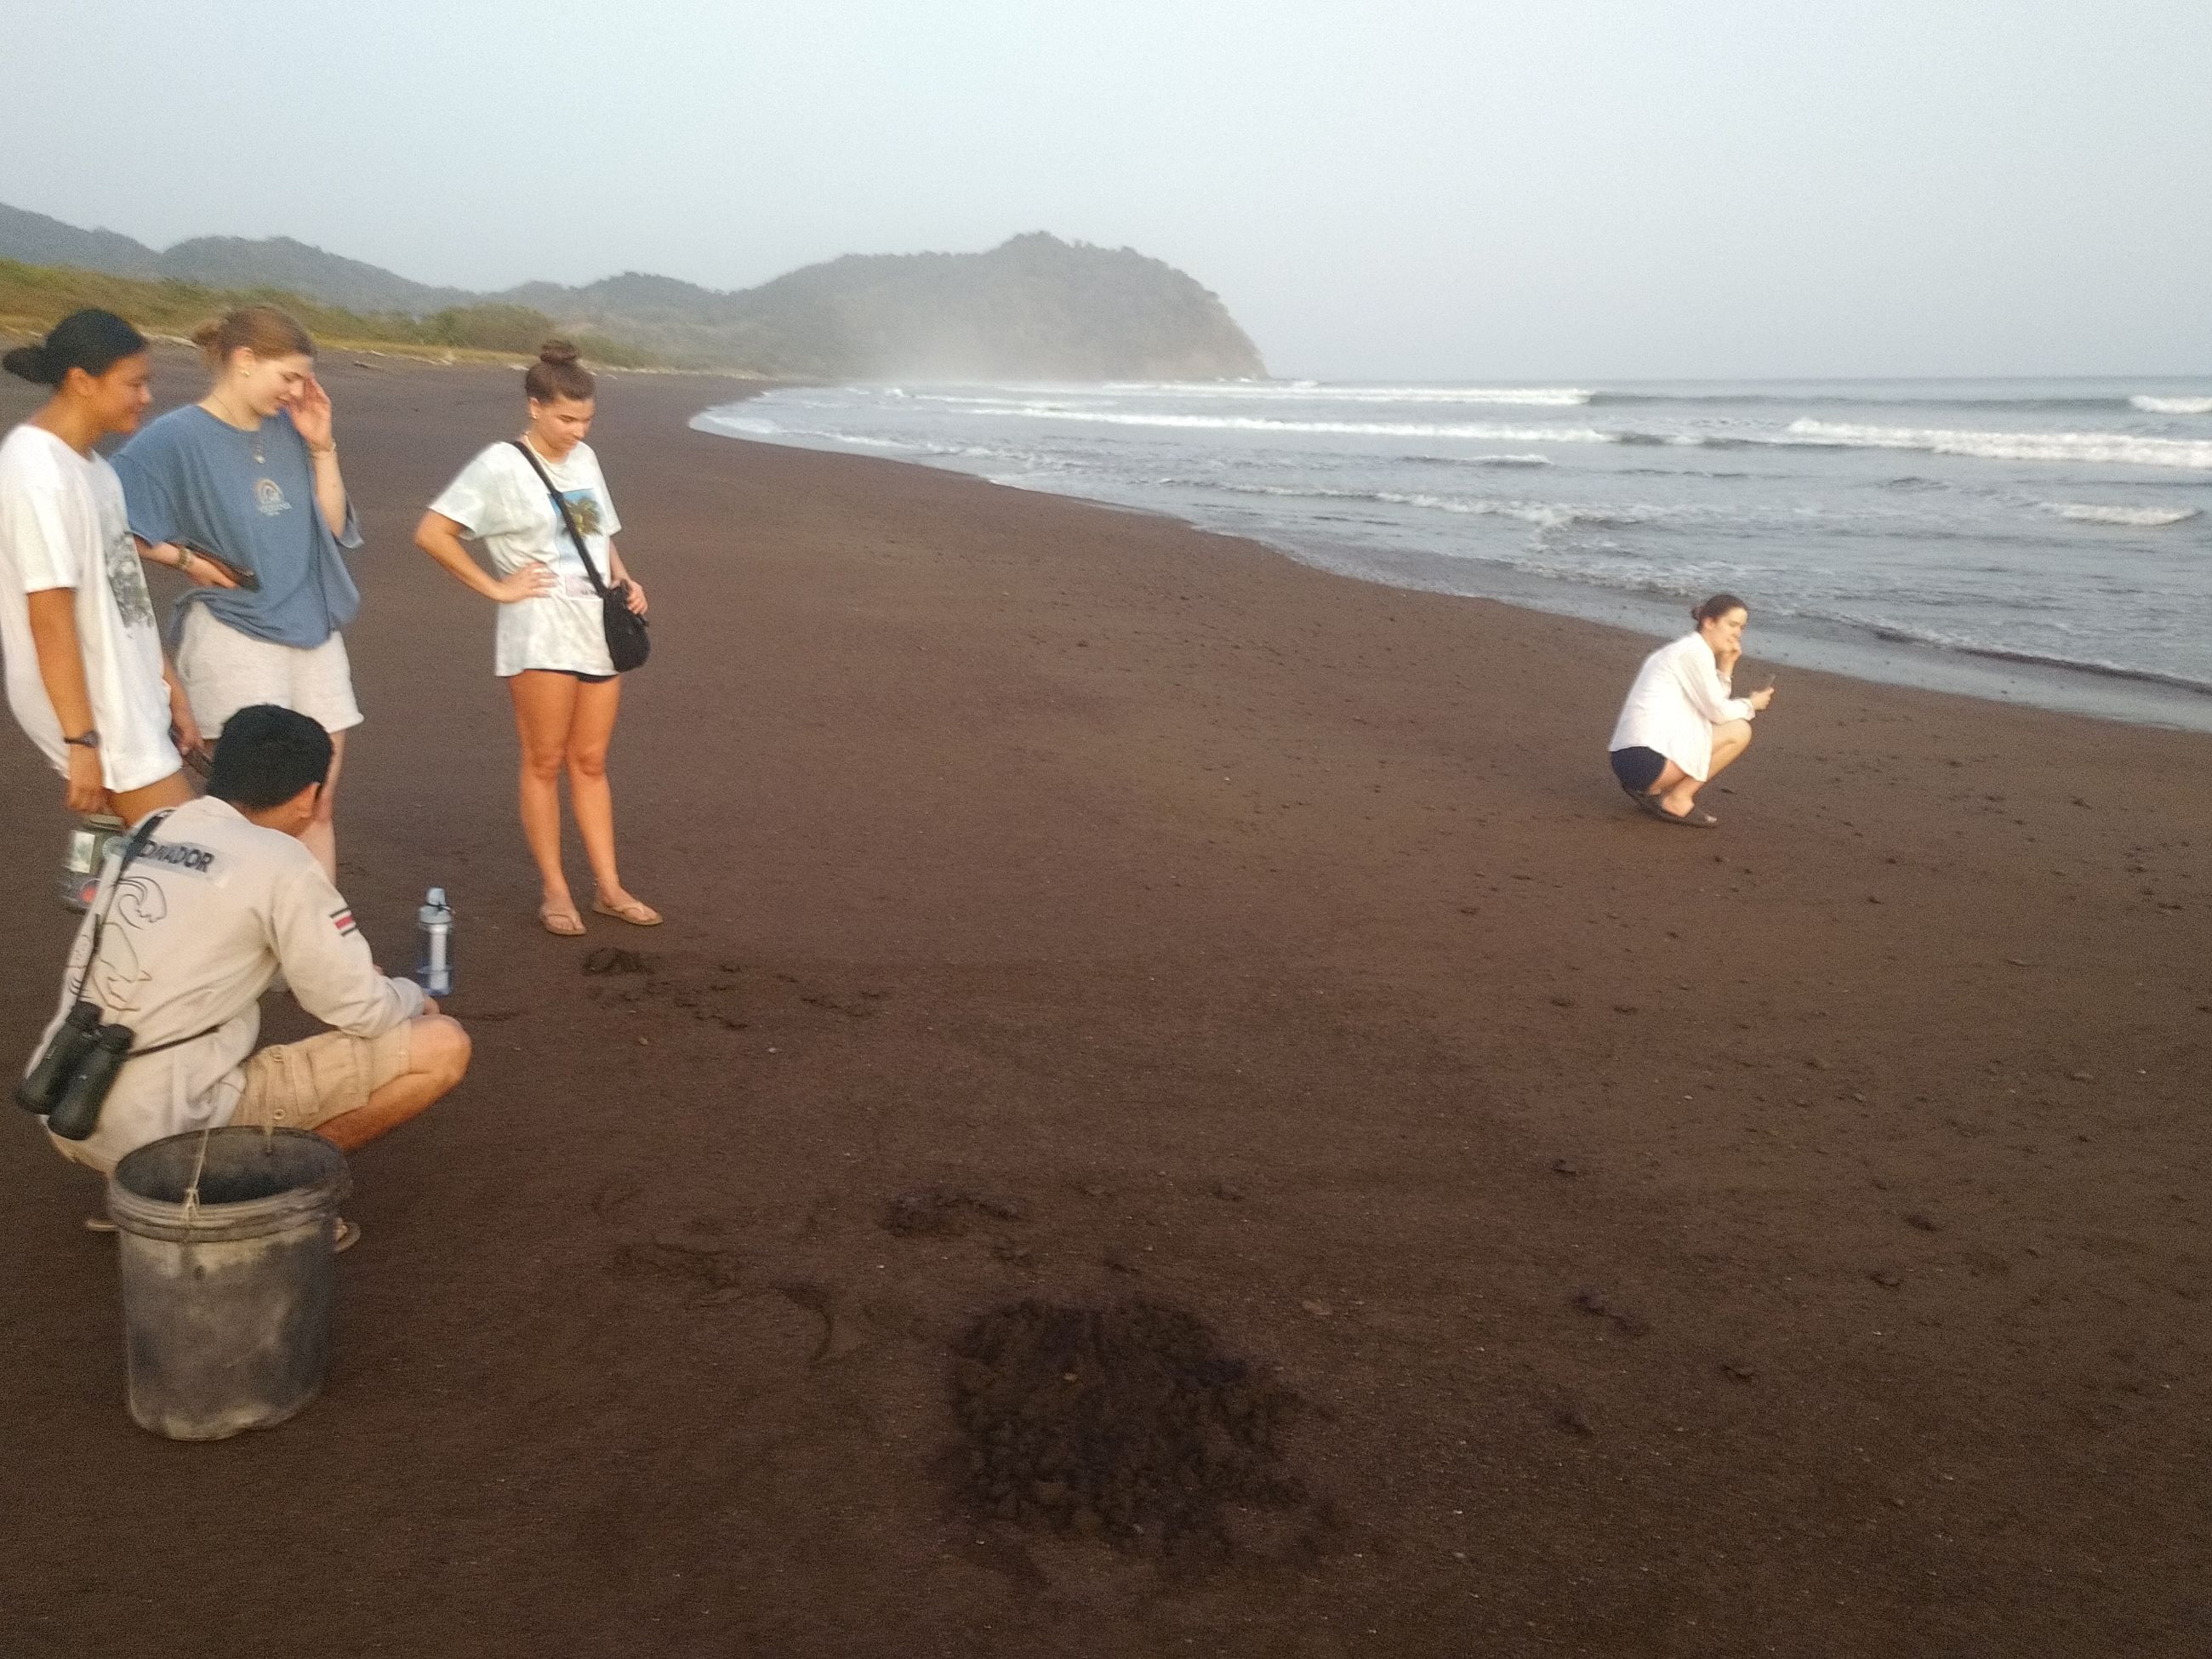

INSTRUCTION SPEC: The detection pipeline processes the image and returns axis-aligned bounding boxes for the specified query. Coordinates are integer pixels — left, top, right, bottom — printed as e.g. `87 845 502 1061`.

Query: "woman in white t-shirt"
0 311 200 823
414 341 658 936
1606 593 1776 828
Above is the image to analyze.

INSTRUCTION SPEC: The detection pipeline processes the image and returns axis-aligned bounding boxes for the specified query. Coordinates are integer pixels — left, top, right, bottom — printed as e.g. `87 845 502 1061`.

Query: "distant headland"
0 202 1267 382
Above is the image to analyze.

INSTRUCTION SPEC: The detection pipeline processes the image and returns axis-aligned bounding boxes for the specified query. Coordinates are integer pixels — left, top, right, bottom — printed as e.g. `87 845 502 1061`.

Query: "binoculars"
15 1000 135 1141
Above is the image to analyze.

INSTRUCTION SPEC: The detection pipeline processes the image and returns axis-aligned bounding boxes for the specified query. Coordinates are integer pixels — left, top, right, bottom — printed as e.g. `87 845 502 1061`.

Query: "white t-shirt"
0 424 179 792
427 439 624 677
1606 631 1757 782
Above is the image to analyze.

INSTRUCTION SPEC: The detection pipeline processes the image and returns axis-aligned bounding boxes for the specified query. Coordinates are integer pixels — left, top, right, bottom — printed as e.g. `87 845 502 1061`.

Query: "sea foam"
1787 419 2212 470
2047 503 2202 527
936 405 1616 445
2129 395 2212 415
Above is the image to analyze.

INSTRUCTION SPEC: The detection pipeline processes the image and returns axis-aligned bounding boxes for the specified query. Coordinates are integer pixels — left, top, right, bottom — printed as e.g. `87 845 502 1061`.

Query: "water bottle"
415 887 455 998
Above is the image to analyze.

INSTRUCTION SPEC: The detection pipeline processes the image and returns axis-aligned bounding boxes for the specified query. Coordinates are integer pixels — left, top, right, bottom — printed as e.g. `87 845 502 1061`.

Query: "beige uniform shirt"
33 795 425 1170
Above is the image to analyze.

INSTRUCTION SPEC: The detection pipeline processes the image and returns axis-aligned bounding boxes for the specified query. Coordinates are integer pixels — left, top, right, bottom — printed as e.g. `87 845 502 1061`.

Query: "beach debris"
1869 1270 1903 1289
1903 1211 1943 1233
582 946 654 976
1210 1180 1246 1202
1298 1298 1332 1319
1720 1361 1759 1382
949 1298 1311 1565
881 1187 1029 1238
1549 994 1576 1007
2068 1070 2095 1083
1550 1159 1582 1177
1555 1405 1594 1436
1103 1246 1143 1275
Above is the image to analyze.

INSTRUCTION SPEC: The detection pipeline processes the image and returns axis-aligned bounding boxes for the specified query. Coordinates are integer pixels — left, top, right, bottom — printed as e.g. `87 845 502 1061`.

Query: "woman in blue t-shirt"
115 305 363 880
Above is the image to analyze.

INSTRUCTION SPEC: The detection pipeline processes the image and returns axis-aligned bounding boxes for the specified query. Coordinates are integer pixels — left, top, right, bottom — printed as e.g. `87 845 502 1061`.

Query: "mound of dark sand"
950 1299 1310 1564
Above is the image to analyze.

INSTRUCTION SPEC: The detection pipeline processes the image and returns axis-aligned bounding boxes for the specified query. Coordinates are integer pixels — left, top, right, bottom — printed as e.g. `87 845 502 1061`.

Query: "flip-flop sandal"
539 904 586 937
83 1215 117 1234
592 897 663 927
1634 792 1719 829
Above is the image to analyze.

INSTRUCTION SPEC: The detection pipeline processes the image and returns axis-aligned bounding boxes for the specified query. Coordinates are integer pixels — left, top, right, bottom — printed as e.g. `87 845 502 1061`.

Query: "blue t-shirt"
114 405 364 649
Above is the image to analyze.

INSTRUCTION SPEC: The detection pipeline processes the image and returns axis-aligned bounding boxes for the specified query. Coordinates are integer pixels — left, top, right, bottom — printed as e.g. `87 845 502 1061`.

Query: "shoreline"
3 354 2207 1657
693 402 2212 733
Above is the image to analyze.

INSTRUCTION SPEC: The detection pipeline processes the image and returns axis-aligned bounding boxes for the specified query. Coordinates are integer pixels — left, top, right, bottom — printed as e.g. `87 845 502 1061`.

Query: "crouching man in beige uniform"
36 704 469 1244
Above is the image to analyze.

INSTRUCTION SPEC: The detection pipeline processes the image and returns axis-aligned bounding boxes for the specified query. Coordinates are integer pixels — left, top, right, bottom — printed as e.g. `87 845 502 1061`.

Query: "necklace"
207 396 265 464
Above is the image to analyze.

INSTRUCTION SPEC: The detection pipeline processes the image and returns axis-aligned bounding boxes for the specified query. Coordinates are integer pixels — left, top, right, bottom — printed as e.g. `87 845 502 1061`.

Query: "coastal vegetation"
0 258 661 368
1 201 1266 380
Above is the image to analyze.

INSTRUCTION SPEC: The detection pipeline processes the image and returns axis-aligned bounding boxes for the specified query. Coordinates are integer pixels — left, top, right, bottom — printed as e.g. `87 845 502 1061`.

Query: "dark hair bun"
2 342 57 385
538 339 582 367
6 310 147 386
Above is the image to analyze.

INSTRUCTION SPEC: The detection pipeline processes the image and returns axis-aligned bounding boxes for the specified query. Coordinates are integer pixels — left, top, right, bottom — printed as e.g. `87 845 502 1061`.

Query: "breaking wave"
1787 419 2212 470
2044 503 2202 527
2129 395 2212 415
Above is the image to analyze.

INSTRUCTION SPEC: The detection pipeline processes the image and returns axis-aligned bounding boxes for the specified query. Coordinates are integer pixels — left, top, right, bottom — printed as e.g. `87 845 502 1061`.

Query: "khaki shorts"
178 604 364 736
230 1025 413 1133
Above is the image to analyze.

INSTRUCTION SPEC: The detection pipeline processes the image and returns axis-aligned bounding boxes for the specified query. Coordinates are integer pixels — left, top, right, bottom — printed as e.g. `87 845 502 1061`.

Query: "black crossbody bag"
508 439 650 672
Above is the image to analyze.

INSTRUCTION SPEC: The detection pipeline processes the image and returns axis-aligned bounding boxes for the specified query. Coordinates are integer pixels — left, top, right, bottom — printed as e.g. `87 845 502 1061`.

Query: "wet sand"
0 354 2205 1657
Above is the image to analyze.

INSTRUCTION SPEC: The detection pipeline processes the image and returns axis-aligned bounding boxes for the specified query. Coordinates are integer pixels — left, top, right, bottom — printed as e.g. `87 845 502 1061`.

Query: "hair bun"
1 343 55 385
538 339 582 367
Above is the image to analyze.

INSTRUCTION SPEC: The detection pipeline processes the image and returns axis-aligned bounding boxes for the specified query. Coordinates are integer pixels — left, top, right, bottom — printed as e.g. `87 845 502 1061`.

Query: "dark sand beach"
1 355 2205 1657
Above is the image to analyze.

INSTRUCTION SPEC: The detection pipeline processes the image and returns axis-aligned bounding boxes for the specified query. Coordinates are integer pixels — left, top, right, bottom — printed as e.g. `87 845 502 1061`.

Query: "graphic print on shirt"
254 477 290 517
553 487 606 540
104 522 155 628
547 488 608 596
76 873 166 1016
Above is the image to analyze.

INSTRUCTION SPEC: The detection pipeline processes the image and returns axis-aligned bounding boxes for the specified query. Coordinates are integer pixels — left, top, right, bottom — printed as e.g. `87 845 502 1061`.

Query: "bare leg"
111 768 197 824
313 1016 471 1152
508 671 581 924
562 676 650 914
1656 721 1752 818
299 729 345 883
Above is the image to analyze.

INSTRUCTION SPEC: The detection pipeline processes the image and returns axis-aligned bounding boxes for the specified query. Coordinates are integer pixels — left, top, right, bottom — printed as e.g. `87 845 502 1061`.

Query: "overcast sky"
3 1 2206 379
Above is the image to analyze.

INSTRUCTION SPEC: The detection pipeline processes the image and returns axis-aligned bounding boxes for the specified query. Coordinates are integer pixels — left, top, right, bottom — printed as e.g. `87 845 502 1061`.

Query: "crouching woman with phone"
413 341 657 937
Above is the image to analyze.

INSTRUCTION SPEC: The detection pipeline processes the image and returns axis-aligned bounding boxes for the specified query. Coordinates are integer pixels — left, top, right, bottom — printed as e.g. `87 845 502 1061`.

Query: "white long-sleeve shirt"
1607 631 1756 782
31 795 425 1170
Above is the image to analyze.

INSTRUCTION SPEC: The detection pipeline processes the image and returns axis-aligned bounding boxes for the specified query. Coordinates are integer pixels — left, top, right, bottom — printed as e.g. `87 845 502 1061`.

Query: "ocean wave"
1785 419 2212 470
2130 395 2212 415
1405 453 1555 468
1092 382 1595 406
1179 478 1668 531
1854 622 2212 694
2045 503 2202 527
938 406 1619 444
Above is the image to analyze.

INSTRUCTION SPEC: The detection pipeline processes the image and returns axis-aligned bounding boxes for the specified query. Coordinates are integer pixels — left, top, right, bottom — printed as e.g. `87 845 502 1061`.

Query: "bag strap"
508 439 614 599
69 810 172 1012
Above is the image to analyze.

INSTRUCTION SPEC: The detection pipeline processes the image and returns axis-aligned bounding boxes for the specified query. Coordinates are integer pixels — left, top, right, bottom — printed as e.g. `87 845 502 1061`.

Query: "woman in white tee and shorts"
114 305 364 881
0 311 198 825
414 341 658 937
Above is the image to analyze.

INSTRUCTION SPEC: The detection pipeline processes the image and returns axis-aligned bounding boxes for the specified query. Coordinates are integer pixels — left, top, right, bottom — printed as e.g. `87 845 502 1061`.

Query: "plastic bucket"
106 1126 351 1441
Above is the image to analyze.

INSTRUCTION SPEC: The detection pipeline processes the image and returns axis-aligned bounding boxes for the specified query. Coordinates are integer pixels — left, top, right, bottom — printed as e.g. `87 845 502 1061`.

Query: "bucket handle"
180 1126 212 1237
177 1115 290 1243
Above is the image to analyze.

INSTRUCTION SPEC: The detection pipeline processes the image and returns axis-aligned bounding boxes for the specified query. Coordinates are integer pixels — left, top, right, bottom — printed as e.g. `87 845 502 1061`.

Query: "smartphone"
178 538 259 591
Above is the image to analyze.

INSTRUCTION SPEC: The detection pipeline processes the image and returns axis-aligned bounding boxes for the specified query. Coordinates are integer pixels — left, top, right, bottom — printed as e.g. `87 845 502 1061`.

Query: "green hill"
0 203 1267 380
